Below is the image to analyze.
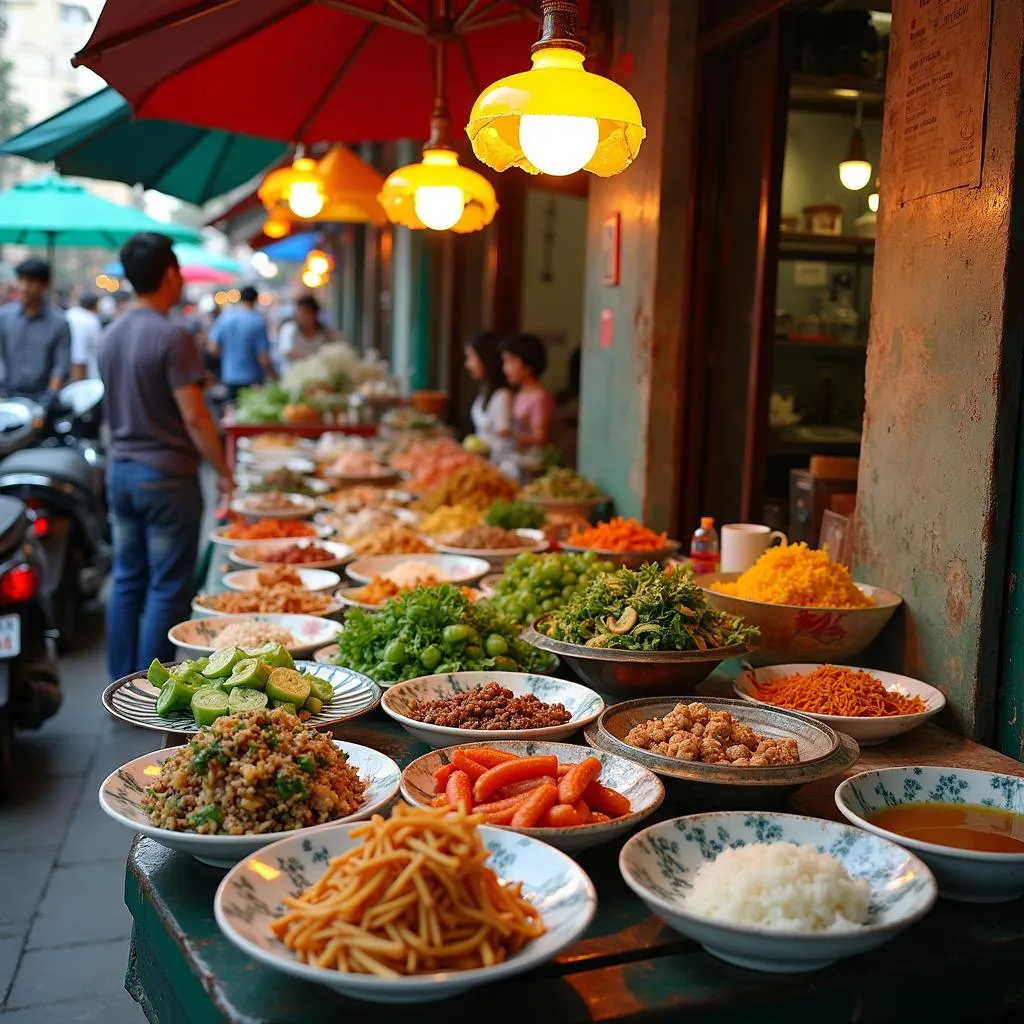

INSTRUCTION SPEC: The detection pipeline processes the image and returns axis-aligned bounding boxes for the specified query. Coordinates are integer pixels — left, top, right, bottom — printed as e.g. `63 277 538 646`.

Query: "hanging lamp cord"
533 0 585 53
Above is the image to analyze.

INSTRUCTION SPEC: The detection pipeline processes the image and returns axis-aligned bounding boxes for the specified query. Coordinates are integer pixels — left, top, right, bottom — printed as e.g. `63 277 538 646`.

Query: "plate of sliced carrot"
400 740 664 853
561 517 681 569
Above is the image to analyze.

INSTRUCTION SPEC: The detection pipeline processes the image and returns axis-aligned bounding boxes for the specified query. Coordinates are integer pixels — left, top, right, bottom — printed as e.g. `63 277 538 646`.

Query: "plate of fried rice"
98 708 401 867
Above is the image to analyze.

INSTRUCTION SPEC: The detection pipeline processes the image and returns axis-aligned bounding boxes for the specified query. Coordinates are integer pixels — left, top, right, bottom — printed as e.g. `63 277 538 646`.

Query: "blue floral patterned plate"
401 739 664 854
381 671 604 747
836 766 1024 902
213 821 597 1003
620 811 936 973
98 740 401 869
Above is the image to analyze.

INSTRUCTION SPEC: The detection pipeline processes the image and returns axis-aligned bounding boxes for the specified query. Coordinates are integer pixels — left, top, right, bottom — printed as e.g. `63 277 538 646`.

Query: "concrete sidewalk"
0 603 152 1021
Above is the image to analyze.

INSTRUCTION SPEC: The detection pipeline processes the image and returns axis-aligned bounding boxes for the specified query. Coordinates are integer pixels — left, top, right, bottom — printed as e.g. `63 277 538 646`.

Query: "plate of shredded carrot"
733 663 945 745
210 518 333 545
562 517 680 569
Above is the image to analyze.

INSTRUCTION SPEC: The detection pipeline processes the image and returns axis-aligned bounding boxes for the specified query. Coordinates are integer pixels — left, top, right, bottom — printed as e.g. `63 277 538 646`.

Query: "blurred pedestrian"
500 332 558 453
67 291 103 381
464 330 512 465
277 295 337 364
99 232 233 680
209 285 275 399
0 259 71 400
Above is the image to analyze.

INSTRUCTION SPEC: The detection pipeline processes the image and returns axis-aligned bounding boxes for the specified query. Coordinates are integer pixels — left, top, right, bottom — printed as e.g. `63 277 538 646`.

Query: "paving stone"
0 851 55 940
58 792 134 866
5 939 131 1009
0 935 22 1003
27 862 131 949
13 733 99 778
0 990 143 1023
0 775 81 852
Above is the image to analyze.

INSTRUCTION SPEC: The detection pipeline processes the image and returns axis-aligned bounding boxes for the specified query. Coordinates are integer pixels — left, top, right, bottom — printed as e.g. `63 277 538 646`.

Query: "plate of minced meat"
98 708 401 868
380 671 605 748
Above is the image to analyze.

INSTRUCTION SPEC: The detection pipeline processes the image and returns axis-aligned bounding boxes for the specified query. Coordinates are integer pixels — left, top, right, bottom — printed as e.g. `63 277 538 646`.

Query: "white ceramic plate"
381 671 604 747
236 454 317 475
237 436 315 456
346 553 489 586
209 522 334 546
102 660 380 735
191 594 344 620
620 811 937 973
214 821 596 1002
229 540 354 570
168 614 339 659
322 467 401 486
435 529 549 568
99 740 401 868
222 568 341 593
836 766 1024 903
732 664 946 745
231 493 319 520
401 739 664 853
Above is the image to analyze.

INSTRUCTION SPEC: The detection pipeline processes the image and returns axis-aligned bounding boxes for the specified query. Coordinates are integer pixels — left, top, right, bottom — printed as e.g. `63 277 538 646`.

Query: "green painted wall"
577 0 697 529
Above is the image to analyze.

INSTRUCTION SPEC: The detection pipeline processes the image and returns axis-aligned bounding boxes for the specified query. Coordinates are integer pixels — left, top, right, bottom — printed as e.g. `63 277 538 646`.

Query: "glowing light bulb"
838 159 872 191
413 185 466 231
288 181 325 219
306 251 331 276
519 114 599 176
262 217 289 239
301 269 324 289
867 191 879 213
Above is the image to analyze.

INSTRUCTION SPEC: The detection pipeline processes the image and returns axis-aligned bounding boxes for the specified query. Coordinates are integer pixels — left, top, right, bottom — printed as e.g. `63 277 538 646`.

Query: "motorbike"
0 380 110 651
0 493 61 803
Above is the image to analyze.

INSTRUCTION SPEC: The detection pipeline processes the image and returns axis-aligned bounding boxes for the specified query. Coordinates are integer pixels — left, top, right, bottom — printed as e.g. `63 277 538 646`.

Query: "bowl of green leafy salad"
523 564 759 698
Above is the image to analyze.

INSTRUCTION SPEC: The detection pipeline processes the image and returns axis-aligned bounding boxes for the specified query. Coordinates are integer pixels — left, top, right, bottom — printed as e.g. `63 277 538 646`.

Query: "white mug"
720 524 787 574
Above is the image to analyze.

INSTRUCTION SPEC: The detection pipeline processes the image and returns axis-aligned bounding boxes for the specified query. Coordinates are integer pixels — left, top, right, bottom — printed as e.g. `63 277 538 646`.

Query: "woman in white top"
464 331 513 466
277 295 337 364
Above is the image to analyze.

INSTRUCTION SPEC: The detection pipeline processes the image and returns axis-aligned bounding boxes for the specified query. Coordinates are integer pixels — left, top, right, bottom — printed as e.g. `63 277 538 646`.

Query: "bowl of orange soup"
835 766 1024 903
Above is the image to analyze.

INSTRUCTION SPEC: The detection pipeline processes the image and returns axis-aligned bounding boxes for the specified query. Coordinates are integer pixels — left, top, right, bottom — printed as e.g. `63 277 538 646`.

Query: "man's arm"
49 320 71 393
207 318 222 357
256 323 276 381
173 384 233 496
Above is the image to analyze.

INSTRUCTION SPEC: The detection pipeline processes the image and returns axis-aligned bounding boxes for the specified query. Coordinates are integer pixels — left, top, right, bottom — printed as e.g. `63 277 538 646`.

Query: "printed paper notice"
896 0 992 201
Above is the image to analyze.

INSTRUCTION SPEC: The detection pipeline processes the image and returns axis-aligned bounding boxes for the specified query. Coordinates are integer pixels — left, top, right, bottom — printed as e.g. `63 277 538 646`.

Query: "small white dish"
733 664 946 746
168 613 338 659
236 454 316 475
229 540 354 570
401 739 664 854
345 553 489 586
209 522 333 546
620 811 937 973
231 493 319 520
381 671 604 747
213 820 596 1002
835 766 1024 903
98 740 401 869
221 568 341 593
237 436 315 456
191 594 344 619
435 529 549 569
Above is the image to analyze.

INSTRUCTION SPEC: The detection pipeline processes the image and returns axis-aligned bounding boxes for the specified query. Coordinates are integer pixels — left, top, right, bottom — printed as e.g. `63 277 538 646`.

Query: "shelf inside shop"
788 73 886 115
774 338 868 352
779 232 875 262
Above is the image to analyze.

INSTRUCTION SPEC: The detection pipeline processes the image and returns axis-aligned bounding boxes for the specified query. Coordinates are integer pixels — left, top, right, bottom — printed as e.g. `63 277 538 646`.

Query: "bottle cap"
700 516 714 528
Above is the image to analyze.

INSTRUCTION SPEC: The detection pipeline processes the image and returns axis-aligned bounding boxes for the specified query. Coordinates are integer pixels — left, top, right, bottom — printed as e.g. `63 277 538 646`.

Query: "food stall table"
123 702 1024 1022
220 413 378 469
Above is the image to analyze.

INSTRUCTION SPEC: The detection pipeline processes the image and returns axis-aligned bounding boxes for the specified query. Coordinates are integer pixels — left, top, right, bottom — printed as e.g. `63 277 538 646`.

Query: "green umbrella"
0 175 202 263
0 88 288 206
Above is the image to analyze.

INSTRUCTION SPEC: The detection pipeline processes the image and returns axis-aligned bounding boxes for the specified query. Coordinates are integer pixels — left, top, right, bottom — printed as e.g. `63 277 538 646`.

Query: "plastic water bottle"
690 517 719 575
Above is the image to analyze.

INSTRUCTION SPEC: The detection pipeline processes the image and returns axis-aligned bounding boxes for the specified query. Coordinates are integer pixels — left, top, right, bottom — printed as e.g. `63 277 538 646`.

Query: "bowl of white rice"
168 614 339 660
619 811 937 973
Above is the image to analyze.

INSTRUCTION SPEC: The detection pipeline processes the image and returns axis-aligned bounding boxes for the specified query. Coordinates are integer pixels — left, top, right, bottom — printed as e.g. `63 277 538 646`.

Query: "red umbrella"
73 1 590 145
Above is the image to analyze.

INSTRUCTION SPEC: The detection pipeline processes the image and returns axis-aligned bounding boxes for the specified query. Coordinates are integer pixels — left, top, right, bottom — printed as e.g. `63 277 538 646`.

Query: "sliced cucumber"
228 686 269 715
190 686 230 726
306 675 334 705
205 646 245 678
147 659 171 688
156 676 198 717
193 657 210 673
229 658 271 691
271 701 297 716
266 668 311 707
303 695 323 715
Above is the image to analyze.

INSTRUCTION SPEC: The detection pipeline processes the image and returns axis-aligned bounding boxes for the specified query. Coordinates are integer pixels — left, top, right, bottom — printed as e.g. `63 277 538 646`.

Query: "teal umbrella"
0 88 288 206
102 243 241 277
0 175 201 262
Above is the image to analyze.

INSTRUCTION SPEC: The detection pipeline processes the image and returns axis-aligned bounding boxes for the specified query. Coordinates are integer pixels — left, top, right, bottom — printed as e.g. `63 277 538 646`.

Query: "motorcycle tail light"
0 564 39 603
33 516 50 537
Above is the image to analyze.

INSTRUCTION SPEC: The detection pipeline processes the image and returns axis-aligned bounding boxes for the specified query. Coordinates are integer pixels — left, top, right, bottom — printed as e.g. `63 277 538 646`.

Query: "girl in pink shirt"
500 333 558 450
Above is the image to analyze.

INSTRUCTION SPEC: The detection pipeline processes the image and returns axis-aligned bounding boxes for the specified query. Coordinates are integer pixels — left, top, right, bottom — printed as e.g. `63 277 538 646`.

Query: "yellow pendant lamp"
466 0 644 177
379 43 497 233
259 154 326 219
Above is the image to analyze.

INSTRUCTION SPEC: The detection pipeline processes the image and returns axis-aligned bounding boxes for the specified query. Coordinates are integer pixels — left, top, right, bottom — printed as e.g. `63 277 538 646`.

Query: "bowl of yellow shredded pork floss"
696 543 901 665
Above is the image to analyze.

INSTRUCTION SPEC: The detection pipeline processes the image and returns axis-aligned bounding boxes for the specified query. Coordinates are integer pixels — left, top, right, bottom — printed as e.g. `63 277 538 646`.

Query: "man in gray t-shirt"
98 232 233 680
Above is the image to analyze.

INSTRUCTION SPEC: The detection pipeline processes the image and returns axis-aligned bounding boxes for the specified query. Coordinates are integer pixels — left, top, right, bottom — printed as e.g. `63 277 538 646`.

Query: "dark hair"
500 332 547 377
240 285 259 304
16 258 51 285
79 292 99 311
296 295 321 317
119 233 177 295
466 331 505 404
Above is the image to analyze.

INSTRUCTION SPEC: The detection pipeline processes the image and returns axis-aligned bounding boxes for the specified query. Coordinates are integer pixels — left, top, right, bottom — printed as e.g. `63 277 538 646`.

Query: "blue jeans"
107 460 202 679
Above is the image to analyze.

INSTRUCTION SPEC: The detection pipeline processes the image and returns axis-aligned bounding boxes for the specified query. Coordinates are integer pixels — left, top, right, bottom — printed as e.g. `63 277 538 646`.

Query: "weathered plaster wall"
577 0 696 528
855 0 1024 740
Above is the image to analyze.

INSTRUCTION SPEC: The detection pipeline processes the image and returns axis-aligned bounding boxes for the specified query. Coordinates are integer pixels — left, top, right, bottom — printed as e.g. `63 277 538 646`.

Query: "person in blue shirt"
209 285 275 399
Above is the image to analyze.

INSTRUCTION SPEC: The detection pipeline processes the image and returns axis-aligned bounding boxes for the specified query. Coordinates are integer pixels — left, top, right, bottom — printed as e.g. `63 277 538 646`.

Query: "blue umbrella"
260 232 321 263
